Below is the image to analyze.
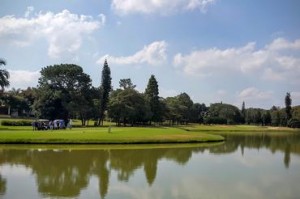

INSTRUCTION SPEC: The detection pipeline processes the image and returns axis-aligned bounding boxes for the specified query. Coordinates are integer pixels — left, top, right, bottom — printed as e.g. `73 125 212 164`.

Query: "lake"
0 133 300 199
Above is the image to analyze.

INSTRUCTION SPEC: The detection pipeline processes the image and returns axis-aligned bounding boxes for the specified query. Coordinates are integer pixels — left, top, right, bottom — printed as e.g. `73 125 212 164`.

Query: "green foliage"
245 108 262 125
241 101 246 123
207 103 242 124
190 103 207 123
292 106 300 121
287 118 300 128
99 60 112 125
145 75 161 123
0 58 10 91
1 120 32 126
119 78 136 90
270 108 287 126
108 88 151 126
33 64 93 124
204 117 227 124
164 93 194 125
285 92 292 120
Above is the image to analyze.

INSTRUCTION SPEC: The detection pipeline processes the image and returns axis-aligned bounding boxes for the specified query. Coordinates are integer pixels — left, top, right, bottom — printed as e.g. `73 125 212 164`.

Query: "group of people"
32 119 72 131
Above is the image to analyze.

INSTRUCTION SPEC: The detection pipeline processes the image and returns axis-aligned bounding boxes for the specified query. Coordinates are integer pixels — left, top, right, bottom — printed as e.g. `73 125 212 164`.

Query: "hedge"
1 120 32 126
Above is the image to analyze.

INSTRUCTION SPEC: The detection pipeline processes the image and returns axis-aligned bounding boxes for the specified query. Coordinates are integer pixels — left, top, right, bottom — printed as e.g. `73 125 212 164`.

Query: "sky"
0 0 300 109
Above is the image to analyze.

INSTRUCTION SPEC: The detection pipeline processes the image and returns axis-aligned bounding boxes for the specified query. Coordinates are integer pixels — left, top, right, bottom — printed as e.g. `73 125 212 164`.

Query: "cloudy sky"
1 0 300 109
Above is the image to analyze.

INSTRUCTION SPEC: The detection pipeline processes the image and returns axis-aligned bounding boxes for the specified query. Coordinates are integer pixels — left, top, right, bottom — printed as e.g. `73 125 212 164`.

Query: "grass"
181 124 300 134
0 124 298 144
0 125 224 144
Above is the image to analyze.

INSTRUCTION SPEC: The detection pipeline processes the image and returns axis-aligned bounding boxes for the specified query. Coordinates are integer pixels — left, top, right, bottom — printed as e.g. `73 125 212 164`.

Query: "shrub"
1 120 32 126
287 119 300 128
204 117 227 125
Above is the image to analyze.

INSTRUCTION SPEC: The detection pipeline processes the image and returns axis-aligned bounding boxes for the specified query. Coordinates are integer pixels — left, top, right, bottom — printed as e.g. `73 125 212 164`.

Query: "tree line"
0 60 299 128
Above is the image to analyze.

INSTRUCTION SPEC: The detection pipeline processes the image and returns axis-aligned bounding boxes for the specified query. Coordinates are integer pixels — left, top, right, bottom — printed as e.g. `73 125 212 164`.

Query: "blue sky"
1 0 300 109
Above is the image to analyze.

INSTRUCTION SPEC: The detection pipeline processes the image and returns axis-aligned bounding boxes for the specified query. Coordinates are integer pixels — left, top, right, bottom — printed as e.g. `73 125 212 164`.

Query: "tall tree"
145 75 161 123
33 64 92 125
98 60 112 125
285 92 292 121
0 59 10 93
241 101 246 123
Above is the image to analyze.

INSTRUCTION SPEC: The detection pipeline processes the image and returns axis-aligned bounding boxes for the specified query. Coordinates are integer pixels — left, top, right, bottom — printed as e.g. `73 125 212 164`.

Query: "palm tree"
0 59 10 93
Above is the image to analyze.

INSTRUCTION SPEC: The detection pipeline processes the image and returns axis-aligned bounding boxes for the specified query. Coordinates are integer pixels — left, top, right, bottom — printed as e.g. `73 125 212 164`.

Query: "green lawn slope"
0 126 224 144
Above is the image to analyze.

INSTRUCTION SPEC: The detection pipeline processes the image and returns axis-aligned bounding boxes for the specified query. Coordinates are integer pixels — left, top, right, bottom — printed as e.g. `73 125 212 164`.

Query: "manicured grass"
0 126 224 144
0 124 298 144
182 124 300 135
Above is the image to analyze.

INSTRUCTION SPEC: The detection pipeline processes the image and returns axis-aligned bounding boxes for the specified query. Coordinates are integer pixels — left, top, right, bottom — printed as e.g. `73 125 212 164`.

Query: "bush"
204 117 227 125
1 120 32 126
287 119 300 128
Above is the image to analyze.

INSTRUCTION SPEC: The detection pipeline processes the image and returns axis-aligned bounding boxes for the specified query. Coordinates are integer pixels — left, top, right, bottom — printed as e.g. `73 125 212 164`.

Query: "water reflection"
0 133 300 199
211 134 300 168
0 145 203 198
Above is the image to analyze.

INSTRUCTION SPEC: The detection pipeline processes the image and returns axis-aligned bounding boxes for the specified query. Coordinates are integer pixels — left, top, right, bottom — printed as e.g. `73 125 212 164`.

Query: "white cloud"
173 38 300 84
266 37 300 51
8 70 40 89
111 0 215 15
0 8 105 58
238 87 273 100
98 41 167 66
237 87 274 108
24 6 34 18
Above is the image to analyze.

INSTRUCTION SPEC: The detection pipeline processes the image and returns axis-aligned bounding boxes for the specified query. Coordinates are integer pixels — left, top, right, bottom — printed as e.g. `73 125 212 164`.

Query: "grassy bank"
182 124 300 134
0 124 298 144
0 126 224 144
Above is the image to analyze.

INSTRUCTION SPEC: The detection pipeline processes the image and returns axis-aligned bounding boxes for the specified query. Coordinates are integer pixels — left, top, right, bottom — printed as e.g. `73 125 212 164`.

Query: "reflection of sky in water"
1 165 40 199
1 144 300 199
103 149 300 199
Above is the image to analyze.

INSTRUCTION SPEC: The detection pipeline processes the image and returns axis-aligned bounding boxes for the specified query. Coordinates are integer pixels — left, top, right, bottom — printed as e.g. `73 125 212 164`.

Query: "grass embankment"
181 124 300 135
0 124 299 144
0 126 224 144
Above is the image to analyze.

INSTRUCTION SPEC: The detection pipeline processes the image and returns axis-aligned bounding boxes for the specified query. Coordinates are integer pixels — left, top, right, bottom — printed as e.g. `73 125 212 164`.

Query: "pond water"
0 133 300 199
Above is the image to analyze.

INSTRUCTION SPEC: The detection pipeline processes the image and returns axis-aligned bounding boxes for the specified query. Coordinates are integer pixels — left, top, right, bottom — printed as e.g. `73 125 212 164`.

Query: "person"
32 121 37 131
68 119 72 129
49 120 53 130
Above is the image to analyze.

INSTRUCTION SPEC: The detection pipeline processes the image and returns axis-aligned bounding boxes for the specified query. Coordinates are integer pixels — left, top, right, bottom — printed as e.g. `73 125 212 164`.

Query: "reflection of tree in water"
109 148 193 184
31 150 91 197
90 150 110 199
284 144 291 168
1 136 298 198
0 146 198 198
209 134 300 168
0 175 6 195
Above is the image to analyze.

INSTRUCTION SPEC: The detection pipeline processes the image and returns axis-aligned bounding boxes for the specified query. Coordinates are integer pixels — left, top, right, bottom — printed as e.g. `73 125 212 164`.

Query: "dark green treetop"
98 59 112 125
0 58 10 92
145 75 161 123
285 92 292 120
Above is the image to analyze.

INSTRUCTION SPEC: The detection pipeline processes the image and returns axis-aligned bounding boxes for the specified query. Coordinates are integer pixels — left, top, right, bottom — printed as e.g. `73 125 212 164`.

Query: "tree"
207 103 242 124
0 59 10 93
190 103 207 123
33 64 92 125
164 93 194 125
1 88 34 117
119 78 136 90
108 88 151 126
145 75 161 123
245 108 263 125
98 60 112 125
241 101 246 123
285 92 292 121
177 93 193 124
